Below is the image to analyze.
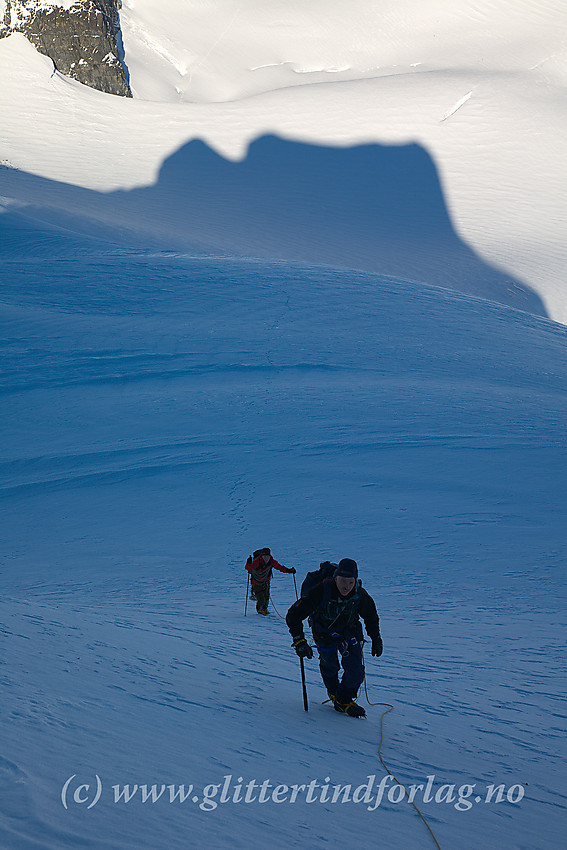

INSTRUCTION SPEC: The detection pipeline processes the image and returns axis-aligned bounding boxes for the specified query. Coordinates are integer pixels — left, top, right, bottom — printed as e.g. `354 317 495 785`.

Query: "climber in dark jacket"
286 558 382 718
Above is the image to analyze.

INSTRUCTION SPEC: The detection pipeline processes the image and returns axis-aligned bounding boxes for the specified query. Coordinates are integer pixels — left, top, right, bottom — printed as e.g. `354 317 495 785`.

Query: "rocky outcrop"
1 0 131 96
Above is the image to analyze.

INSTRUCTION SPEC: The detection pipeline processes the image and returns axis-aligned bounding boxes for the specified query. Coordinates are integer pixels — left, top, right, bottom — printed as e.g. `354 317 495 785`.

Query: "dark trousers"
316 639 365 702
251 582 270 610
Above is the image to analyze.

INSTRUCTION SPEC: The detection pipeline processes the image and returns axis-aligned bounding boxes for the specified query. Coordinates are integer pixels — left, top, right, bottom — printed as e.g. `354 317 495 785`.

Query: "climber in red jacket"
245 547 296 615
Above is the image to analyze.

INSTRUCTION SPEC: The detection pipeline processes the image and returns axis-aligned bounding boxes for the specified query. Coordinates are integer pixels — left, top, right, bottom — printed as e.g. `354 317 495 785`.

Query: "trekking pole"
291 572 308 710
244 572 250 616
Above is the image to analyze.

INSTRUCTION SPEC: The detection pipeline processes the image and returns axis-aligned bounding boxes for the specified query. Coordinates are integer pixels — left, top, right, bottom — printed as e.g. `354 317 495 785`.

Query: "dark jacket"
286 579 381 647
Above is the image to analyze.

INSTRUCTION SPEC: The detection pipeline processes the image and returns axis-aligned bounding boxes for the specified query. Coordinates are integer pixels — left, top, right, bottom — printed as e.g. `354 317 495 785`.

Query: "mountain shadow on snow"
0 136 546 317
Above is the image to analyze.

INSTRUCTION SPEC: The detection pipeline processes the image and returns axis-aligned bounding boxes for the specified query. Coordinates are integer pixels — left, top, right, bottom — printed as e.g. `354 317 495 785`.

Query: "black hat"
253 547 271 559
334 558 358 578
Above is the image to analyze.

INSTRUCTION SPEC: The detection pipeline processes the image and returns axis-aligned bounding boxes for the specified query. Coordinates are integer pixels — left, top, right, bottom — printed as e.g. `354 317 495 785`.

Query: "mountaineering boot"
333 699 366 718
258 606 269 615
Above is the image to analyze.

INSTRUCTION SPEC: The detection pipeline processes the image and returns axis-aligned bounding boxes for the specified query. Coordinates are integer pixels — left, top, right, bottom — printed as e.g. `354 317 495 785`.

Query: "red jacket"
246 554 293 586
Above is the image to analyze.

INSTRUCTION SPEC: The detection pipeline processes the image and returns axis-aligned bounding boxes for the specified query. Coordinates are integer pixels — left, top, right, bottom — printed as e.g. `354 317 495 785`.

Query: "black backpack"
300 561 337 597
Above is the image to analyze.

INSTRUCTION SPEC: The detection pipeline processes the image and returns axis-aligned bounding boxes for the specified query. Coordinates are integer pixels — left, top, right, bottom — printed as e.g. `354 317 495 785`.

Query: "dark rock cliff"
1 0 132 96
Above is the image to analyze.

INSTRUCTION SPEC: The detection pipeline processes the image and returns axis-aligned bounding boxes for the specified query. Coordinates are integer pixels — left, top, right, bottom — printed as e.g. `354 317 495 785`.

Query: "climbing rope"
269 573 298 621
362 660 442 850
269 594 288 621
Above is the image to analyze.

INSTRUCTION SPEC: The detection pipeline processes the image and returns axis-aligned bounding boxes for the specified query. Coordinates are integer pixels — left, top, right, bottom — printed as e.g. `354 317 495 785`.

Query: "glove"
289 567 297 574
292 636 313 659
371 636 383 657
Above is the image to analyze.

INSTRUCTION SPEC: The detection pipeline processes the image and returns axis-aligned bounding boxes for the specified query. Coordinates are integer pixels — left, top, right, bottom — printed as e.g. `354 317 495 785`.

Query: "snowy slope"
119 0 567 103
1 3 567 849
1 235 567 848
1 1 566 321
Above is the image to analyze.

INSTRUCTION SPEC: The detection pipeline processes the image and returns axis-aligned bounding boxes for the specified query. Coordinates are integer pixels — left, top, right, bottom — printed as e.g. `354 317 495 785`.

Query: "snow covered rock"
0 0 131 95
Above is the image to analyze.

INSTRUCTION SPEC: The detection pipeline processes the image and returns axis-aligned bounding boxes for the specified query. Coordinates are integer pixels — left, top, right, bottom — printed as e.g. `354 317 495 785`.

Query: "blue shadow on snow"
0 135 546 316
